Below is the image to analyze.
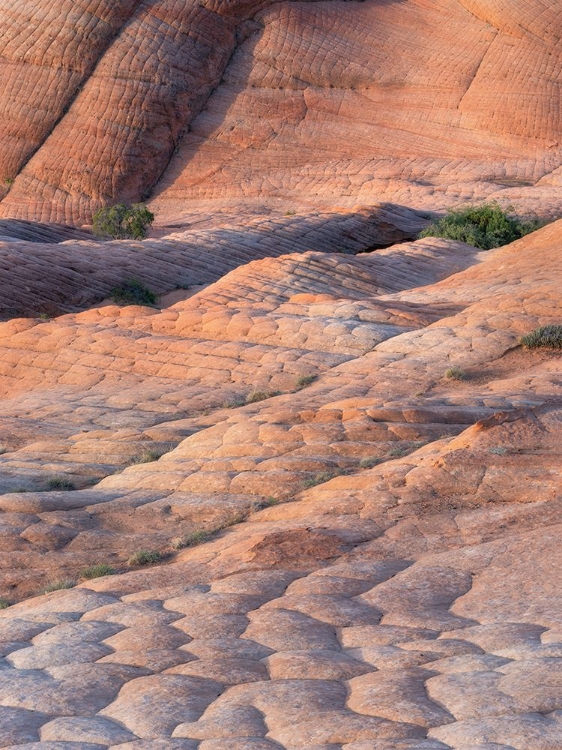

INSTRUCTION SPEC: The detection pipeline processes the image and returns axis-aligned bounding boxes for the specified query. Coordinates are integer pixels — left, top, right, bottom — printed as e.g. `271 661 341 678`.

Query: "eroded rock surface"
0 217 561 746
1 0 562 221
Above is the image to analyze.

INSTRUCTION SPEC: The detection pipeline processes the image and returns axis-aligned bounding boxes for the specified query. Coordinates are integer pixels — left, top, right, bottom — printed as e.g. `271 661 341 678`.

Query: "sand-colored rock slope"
0 216 561 746
1 0 562 223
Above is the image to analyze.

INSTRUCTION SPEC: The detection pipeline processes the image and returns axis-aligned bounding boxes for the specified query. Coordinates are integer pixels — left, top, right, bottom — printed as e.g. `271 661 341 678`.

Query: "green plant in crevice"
93 203 154 240
419 202 543 250
110 279 156 306
79 564 115 580
295 374 316 390
41 579 75 594
46 476 76 491
127 549 162 567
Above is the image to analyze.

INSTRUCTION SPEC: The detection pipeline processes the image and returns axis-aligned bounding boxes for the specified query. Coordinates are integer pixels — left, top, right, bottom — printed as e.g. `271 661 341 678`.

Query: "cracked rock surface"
0 216 561 746
1 0 562 221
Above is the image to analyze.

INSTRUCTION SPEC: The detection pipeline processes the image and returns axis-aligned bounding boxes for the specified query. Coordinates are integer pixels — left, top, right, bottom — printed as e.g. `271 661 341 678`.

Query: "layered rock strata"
1 0 562 222
0 222 560 750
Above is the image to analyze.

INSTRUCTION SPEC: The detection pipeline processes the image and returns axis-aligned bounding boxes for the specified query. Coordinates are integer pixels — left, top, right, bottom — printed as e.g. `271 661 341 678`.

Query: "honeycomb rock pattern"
0 218 561 747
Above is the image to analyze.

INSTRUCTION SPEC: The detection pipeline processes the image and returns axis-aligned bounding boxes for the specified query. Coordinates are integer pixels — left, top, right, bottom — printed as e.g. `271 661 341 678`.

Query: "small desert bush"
127 549 162 567
245 390 280 404
295 374 316 390
46 476 76 491
520 325 562 349
128 445 171 465
0 597 10 609
172 530 208 550
444 366 467 381
110 279 156 306
419 202 542 250
93 203 154 240
251 496 279 512
359 456 383 469
302 470 343 489
80 564 115 580
42 579 75 594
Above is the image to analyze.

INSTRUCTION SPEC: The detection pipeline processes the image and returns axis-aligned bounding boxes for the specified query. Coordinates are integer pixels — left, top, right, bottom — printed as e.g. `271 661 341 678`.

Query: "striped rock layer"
0 0 561 222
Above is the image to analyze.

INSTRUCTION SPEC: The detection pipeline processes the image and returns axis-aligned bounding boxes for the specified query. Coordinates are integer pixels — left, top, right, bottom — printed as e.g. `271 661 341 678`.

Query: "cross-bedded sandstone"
0 219 560 749
2 1 562 222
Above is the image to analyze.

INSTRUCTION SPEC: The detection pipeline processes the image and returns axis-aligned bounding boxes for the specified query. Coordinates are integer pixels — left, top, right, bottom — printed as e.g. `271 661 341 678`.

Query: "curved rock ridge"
1 0 562 222
0 219 561 744
0 205 424 319
0 233 482 598
0 0 140 195
0 220 93 244
0 0 351 223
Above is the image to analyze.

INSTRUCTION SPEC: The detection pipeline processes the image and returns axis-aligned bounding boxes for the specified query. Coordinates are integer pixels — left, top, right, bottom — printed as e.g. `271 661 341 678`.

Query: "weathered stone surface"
0 173 561 748
1 1 562 222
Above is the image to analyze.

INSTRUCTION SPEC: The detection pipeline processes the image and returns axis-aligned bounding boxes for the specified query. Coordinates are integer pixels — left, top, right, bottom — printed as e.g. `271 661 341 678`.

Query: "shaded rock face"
1 0 562 222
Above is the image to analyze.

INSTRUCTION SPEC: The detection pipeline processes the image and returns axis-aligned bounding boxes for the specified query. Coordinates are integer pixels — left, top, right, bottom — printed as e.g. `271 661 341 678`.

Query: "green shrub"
128 447 166 464
359 456 383 469
0 597 10 609
46 476 76 491
80 564 115 580
93 203 154 240
41 579 75 594
302 470 343 489
110 279 156 306
171 530 208 550
520 325 562 349
127 549 162 567
295 375 316 390
444 366 467 381
419 202 542 250
251 496 279 512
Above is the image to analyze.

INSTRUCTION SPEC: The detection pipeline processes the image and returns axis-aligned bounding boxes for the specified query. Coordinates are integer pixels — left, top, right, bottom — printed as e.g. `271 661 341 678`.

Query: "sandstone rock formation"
0 216 561 746
1 0 561 746
1 0 562 223
0 206 424 319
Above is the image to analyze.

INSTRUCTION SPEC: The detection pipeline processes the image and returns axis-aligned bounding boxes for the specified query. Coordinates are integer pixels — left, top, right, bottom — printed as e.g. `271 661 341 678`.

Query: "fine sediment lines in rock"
2 0 562 221
0 220 561 745
0 206 424 318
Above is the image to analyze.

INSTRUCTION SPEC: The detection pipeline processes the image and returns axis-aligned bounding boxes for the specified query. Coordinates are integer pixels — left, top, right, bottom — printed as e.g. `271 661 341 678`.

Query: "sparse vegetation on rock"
92 203 154 240
46 476 76 491
79 564 115 579
110 279 156 306
419 202 542 250
520 325 562 349
246 389 280 404
41 579 75 594
444 366 467 381
127 549 162 567
172 530 208 550
295 374 316 390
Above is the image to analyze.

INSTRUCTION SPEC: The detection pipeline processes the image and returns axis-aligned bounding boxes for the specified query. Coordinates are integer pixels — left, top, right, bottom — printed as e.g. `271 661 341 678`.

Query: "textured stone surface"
0 206 425 319
1 0 562 221
0 216 560 746
0 3 561 742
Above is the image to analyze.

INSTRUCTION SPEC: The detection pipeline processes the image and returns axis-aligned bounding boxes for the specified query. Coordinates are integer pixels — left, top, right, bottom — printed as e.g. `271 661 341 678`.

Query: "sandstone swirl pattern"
1 0 562 221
